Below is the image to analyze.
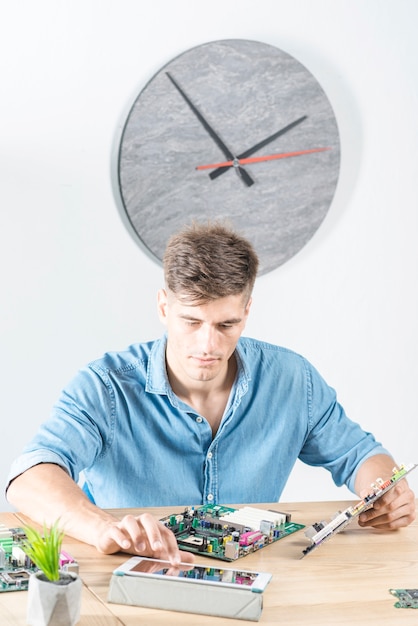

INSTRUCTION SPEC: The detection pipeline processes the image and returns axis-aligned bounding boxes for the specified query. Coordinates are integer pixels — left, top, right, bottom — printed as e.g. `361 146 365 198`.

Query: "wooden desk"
2 500 417 625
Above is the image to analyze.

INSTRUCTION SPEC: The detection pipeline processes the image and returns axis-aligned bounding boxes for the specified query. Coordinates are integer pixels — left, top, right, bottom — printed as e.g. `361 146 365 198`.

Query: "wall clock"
114 39 340 275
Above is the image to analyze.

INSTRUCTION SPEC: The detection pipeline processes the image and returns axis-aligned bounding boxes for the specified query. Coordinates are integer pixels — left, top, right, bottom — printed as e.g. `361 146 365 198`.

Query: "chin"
191 370 218 382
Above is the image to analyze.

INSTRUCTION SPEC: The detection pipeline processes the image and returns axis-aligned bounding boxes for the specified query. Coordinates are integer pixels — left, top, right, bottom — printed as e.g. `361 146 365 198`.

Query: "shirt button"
207 494 214 502
207 452 213 459
196 416 203 423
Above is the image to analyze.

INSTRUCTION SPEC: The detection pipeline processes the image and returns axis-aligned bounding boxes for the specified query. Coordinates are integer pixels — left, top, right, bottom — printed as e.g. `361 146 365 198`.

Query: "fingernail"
136 541 146 552
152 540 163 550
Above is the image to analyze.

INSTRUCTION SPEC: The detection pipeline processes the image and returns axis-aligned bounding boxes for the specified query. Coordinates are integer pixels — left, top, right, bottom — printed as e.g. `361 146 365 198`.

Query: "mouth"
190 356 220 367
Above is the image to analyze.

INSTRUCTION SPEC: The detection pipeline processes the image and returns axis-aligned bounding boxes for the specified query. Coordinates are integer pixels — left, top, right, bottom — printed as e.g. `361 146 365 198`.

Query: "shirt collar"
146 335 170 394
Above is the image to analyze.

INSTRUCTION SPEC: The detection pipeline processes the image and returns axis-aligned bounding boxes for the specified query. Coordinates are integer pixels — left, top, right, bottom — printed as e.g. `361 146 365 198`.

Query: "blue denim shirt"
7 336 387 507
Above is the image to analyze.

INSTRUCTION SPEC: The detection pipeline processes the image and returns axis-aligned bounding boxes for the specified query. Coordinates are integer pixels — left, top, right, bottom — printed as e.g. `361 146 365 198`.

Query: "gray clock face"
116 39 340 275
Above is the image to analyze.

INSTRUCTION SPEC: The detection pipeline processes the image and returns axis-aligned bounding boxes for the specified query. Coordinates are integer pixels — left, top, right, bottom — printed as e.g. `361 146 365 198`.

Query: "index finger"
137 513 183 564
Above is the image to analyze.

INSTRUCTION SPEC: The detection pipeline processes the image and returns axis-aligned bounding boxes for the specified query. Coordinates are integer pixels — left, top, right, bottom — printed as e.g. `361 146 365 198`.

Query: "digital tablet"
113 556 272 593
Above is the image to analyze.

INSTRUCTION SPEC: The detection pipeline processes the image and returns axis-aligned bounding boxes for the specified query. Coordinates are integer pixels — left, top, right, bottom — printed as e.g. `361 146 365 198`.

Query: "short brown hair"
163 221 259 303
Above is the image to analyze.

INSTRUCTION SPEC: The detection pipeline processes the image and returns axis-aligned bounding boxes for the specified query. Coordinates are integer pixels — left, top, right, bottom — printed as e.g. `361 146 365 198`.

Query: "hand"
196 147 330 170
96 512 195 565
166 72 254 186
358 479 416 530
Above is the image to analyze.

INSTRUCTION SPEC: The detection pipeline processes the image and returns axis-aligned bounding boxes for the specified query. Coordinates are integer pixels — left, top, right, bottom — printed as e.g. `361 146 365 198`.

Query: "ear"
244 296 253 318
157 289 168 324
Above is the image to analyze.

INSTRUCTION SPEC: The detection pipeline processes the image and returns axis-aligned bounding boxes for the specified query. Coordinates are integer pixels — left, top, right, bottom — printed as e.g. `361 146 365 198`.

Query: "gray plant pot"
27 570 82 626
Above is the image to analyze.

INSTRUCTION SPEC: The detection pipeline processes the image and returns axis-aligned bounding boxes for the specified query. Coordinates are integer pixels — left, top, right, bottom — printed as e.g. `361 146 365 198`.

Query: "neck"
166 355 237 436
167 354 237 400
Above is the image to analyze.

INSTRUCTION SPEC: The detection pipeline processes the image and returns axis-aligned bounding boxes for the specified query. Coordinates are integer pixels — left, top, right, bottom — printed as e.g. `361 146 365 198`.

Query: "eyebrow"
179 313 243 325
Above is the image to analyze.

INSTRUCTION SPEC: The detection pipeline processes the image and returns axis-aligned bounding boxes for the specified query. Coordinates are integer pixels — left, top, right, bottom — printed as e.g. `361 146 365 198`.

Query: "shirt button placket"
204 447 217 504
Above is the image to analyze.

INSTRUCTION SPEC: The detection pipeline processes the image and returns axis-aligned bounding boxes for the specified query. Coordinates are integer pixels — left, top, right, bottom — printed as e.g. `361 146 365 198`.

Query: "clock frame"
114 39 340 275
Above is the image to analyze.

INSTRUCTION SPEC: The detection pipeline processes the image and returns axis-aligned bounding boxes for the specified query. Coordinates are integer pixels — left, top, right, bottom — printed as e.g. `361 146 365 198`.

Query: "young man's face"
157 289 251 385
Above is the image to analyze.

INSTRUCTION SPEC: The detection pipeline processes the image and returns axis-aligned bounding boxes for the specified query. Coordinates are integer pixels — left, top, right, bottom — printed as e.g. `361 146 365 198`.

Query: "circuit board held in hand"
302 462 417 557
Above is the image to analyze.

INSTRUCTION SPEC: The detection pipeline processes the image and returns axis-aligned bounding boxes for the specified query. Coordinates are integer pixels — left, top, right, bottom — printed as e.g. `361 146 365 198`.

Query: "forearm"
6 463 118 547
7 462 191 563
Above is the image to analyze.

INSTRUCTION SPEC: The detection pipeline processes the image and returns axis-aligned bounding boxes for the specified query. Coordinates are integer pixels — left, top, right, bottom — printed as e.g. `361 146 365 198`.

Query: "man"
6 222 416 565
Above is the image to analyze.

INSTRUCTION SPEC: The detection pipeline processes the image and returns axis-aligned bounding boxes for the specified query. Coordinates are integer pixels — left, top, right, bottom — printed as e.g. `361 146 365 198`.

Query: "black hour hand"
166 72 254 187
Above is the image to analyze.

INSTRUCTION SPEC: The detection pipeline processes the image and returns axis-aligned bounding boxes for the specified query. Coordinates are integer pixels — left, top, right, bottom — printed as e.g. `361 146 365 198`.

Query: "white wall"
2 0 417 510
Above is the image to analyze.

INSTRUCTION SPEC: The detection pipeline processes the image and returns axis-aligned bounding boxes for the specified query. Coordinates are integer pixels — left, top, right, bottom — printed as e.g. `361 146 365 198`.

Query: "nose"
198 324 218 354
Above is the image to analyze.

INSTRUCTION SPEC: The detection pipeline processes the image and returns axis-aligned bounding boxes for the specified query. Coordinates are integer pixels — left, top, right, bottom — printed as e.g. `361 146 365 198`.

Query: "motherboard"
160 504 304 561
0 525 78 592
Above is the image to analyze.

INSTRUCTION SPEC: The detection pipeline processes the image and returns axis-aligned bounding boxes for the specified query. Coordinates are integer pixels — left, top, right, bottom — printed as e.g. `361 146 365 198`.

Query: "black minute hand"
166 72 254 187
209 115 308 180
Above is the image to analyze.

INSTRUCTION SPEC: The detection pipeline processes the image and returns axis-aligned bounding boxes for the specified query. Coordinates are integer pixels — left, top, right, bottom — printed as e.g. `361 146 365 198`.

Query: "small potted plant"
21 520 82 626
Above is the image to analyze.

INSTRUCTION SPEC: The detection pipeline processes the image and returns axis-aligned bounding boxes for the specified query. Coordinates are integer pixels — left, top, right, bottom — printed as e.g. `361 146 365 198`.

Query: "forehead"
169 293 248 320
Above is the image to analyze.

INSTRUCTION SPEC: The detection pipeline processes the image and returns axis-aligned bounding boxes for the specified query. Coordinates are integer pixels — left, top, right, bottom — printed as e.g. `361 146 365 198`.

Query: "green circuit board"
0 526 34 592
160 504 304 561
390 589 418 609
0 525 78 593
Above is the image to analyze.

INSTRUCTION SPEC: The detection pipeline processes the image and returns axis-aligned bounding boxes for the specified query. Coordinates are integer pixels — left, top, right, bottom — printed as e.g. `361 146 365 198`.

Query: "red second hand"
196 147 331 170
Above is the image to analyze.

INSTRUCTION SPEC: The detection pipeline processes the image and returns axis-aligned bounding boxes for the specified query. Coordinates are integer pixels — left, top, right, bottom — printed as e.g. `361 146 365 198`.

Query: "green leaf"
21 520 64 582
